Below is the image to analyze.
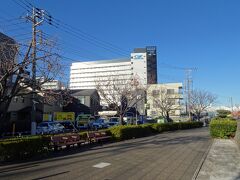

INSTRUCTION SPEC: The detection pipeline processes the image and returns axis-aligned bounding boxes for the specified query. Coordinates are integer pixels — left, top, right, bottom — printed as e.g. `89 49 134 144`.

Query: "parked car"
58 121 76 132
36 122 65 134
54 122 65 132
89 118 108 129
137 117 157 124
108 117 120 127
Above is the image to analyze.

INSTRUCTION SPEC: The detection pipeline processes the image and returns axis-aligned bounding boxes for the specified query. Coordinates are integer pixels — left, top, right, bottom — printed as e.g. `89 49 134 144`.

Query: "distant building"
42 80 65 90
0 32 17 85
69 46 157 105
0 32 17 63
147 83 183 120
70 89 100 115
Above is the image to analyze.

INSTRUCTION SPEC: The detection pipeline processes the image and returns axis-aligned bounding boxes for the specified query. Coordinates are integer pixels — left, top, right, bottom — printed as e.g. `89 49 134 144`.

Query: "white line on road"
93 162 111 168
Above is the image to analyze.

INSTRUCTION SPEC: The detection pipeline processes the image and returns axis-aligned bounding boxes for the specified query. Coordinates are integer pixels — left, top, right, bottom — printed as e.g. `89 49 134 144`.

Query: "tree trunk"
119 114 124 125
0 99 12 136
197 112 201 121
166 111 170 122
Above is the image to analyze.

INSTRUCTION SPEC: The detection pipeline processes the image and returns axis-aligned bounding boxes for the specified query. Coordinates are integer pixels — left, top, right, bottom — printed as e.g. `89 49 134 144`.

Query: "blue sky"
0 0 240 106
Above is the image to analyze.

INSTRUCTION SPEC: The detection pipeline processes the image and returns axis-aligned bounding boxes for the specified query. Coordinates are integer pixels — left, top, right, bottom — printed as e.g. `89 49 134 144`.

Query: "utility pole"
31 7 37 135
26 7 45 135
230 97 234 112
185 68 195 121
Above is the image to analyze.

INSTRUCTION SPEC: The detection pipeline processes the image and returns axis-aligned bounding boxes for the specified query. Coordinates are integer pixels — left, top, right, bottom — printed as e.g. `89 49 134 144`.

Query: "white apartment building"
147 83 183 119
70 46 157 90
70 59 132 89
69 46 157 106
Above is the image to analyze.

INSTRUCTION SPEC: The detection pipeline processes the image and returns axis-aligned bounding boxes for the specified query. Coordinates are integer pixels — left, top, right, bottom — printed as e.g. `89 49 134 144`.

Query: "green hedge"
0 136 50 161
210 119 237 138
151 121 203 133
109 122 203 141
109 124 153 141
0 121 203 161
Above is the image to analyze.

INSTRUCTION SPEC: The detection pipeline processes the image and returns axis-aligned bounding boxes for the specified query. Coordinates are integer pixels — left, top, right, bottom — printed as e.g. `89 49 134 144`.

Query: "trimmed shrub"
178 121 203 129
109 122 203 140
0 121 203 161
0 136 51 161
210 119 237 138
151 121 203 133
109 124 153 141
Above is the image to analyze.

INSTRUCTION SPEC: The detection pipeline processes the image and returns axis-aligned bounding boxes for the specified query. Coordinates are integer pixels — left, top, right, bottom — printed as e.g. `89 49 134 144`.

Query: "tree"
150 87 180 122
189 89 217 121
232 104 240 119
95 75 146 124
0 36 64 134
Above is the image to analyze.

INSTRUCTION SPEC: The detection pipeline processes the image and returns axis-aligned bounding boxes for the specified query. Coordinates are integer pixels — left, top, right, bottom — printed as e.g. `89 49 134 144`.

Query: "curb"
192 139 214 180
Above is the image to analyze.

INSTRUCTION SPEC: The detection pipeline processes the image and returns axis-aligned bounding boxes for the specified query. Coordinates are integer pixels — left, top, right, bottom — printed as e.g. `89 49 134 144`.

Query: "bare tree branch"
95 75 146 124
189 89 217 120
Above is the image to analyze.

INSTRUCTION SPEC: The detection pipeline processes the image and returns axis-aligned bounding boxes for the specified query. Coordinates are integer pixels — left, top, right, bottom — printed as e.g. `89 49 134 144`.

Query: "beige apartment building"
147 83 183 120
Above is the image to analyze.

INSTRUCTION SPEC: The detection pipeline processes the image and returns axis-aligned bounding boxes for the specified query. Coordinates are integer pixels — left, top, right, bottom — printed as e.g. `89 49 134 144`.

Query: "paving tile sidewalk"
196 139 240 180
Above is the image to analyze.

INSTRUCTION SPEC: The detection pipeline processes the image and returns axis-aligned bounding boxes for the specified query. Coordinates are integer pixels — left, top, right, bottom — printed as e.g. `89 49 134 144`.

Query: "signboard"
54 112 75 121
98 111 117 116
43 113 52 121
131 53 146 60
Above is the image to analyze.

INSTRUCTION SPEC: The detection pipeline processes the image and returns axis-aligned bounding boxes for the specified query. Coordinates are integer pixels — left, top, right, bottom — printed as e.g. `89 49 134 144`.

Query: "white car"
36 122 64 134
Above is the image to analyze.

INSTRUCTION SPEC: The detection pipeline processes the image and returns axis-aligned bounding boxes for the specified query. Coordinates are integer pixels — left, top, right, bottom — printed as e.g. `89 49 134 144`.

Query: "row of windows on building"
70 79 136 85
151 99 180 108
13 97 25 103
150 110 178 116
70 69 132 75
151 89 180 96
71 64 131 71
70 73 133 80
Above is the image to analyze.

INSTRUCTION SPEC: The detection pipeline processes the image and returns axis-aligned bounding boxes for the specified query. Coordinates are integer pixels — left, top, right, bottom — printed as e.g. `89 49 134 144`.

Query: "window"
77 96 85 104
167 89 175 94
152 90 159 96
168 99 175 105
13 97 18 102
151 111 156 115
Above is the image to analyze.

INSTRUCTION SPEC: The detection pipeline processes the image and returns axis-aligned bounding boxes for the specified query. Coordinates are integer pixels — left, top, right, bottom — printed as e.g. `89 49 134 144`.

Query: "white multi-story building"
147 83 183 119
70 58 132 89
69 46 157 107
70 46 157 90
42 80 65 90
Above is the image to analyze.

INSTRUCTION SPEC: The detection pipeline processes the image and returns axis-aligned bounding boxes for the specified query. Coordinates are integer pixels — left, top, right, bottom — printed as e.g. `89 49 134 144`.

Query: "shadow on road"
0 128 210 176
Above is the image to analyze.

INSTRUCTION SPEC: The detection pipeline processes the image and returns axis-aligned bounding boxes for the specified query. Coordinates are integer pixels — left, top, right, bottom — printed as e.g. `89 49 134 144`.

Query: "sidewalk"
196 139 240 180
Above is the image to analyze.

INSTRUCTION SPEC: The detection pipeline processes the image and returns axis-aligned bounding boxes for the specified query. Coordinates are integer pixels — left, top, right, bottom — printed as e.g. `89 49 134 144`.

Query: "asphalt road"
0 127 212 180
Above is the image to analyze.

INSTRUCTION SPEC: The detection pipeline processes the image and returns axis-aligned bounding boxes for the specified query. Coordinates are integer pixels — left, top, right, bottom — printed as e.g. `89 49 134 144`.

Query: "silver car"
36 122 64 134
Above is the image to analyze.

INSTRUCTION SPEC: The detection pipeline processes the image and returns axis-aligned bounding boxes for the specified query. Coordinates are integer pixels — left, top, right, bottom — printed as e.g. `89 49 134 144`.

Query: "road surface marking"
93 162 111 168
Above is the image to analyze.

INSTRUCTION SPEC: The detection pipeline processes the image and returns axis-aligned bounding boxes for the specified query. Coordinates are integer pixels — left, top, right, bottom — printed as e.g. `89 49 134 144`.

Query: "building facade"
69 46 157 106
42 80 65 90
147 83 183 120
70 89 100 115
70 46 157 89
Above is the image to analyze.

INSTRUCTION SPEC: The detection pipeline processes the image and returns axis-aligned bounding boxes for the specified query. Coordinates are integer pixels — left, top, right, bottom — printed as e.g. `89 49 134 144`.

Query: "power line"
0 17 23 23
13 0 130 57
40 32 107 59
